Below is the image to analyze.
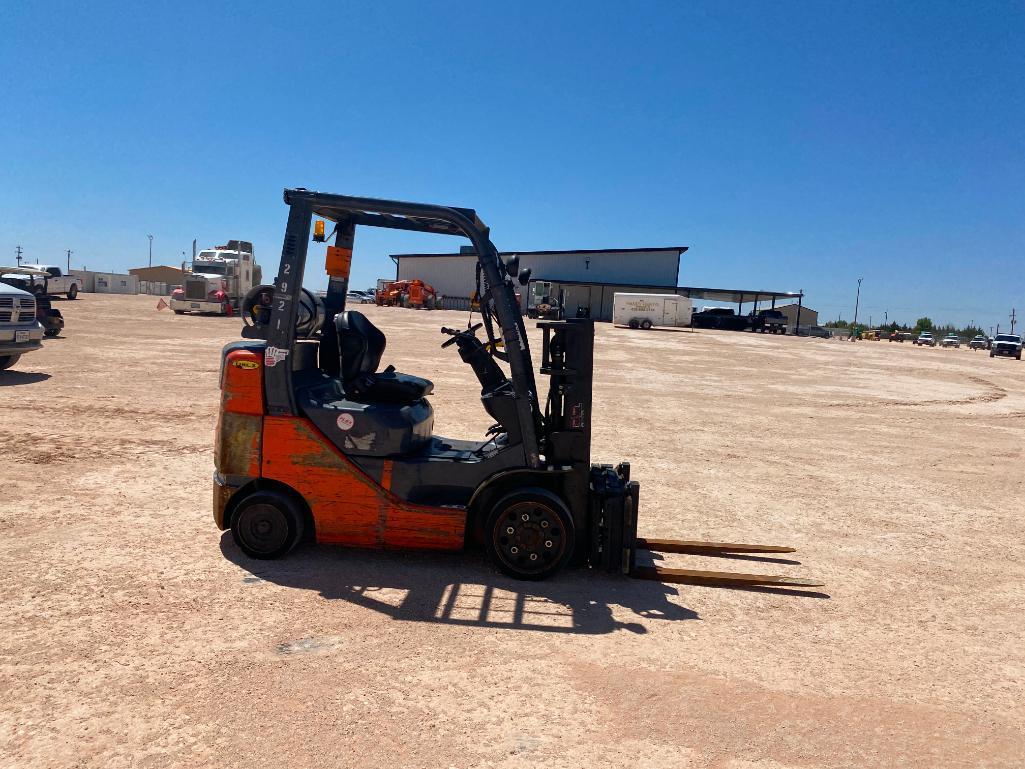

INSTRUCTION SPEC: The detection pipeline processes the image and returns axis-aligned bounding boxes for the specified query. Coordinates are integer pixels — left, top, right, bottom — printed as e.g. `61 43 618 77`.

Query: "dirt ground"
2 294 1023 768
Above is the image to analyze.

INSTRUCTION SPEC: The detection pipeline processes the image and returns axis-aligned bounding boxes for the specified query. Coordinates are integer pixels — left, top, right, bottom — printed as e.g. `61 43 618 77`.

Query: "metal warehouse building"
392 247 687 322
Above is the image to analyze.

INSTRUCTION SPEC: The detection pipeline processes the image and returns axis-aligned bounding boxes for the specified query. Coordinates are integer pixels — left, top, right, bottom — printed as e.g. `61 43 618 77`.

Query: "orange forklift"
214 188 819 588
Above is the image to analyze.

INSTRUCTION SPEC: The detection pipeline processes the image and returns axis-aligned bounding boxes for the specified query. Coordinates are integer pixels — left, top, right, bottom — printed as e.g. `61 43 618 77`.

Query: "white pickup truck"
990 334 1022 360
34 265 83 299
0 282 45 371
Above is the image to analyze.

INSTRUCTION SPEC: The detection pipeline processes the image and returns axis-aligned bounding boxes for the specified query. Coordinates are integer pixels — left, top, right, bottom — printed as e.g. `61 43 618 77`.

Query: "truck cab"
0 282 45 371
170 241 261 315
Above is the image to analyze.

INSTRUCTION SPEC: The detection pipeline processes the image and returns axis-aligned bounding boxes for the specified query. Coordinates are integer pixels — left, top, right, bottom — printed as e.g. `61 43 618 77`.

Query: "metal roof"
391 246 688 259
677 285 804 304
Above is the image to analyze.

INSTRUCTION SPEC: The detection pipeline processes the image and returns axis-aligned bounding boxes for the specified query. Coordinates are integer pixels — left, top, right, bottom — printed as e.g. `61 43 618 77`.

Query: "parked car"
968 335 988 350
940 334 960 348
0 281 45 370
33 264 83 299
0 266 65 336
346 290 374 304
990 334 1022 360
798 325 832 338
913 332 936 347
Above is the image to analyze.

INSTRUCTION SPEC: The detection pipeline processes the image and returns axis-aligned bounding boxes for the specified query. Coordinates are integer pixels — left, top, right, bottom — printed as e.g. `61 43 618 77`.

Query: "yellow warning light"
313 220 326 242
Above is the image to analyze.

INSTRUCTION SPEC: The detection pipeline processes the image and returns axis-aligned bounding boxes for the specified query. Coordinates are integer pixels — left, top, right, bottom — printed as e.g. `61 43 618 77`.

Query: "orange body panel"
221 350 265 415
261 416 466 551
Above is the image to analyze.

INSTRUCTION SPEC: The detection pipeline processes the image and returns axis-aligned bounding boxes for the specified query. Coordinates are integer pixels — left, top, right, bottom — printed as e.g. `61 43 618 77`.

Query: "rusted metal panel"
215 412 262 478
261 416 466 551
212 477 234 530
220 349 264 415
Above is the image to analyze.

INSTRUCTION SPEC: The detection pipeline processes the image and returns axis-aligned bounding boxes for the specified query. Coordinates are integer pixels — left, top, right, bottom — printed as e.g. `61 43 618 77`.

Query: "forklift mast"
263 189 545 467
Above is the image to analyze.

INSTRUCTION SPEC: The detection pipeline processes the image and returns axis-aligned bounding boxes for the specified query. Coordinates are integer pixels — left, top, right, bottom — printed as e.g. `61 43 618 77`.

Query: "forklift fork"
632 537 822 588
589 464 823 590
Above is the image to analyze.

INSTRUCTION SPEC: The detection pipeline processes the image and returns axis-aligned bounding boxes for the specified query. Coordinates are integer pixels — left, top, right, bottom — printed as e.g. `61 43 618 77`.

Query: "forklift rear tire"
231 490 305 560
485 489 574 581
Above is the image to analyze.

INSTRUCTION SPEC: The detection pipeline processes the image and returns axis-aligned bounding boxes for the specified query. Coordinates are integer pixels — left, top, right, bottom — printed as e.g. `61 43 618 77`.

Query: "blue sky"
1 1 1022 330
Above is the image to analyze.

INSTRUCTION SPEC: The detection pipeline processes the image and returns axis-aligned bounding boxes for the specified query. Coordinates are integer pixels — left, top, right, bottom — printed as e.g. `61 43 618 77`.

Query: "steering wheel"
295 288 323 337
241 284 323 338
440 323 483 348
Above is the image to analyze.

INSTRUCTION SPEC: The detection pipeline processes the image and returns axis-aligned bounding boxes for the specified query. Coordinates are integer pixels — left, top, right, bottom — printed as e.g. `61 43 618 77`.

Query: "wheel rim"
493 501 566 576
237 503 290 554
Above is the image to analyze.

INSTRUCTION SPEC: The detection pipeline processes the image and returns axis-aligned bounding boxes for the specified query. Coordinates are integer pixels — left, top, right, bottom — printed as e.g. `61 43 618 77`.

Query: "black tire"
0 354 19 371
173 309 185 315
628 318 639 329
230 489 305 560
990 352 994 358
485 488 574 581
44 329 60 337
640 319 653 330
67 285 78 300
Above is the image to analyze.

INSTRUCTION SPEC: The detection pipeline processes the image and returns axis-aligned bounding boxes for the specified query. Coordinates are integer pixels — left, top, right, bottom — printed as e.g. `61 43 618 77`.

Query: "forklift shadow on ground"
219 533 701 635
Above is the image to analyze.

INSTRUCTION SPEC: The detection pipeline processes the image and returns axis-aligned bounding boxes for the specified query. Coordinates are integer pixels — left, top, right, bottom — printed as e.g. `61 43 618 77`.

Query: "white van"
613 293 693 330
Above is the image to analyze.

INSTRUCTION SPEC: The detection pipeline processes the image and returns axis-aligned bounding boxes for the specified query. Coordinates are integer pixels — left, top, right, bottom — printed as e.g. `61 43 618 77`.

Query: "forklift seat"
335 311 434 404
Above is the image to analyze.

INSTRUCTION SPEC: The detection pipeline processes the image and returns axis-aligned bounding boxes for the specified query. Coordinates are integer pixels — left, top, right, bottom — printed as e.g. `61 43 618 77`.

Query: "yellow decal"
232 359 260 370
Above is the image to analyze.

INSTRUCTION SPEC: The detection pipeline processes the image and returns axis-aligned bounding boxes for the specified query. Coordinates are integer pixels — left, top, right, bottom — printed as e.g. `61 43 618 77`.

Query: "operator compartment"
298 310 434 457
299 376 433 457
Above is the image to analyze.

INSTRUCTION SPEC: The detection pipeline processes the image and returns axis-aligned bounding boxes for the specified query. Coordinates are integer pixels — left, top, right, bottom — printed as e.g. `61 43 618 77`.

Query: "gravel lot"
2 294 1023 768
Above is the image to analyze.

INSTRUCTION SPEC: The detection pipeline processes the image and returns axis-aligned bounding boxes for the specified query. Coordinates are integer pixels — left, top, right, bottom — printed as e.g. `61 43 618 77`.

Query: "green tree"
915 317 933 332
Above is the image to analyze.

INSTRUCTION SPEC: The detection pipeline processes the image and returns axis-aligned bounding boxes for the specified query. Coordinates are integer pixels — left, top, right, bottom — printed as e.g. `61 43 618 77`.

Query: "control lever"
440 323 483 348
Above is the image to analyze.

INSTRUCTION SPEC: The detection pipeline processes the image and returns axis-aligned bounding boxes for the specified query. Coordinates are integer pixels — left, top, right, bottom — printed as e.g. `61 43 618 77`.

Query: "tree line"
825 317 988 338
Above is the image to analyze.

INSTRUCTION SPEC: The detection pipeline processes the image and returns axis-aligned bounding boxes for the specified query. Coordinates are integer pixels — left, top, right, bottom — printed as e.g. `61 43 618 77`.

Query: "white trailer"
613 293 693 330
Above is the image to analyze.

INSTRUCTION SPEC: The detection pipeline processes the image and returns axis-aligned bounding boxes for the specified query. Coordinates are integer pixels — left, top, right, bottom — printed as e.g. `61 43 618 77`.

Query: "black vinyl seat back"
336 311 386 382
334 310 434 404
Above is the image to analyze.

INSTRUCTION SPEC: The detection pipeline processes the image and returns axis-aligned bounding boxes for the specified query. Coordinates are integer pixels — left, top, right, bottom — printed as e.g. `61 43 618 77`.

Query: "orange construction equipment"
376 279 437 309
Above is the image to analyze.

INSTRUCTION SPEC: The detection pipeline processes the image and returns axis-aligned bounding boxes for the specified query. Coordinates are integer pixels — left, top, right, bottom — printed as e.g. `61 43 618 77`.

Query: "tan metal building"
129 265 185 284
775 302 818 331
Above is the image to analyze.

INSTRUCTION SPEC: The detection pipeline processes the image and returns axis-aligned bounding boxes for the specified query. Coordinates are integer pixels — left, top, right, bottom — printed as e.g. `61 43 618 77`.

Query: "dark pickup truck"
691 307 749 331
750 309 787 334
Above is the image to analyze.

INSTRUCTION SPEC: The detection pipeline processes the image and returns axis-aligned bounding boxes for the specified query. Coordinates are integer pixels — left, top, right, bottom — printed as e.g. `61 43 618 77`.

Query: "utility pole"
853 277 863 331
148 234 154 268
1011 309 1017 334
15 245 23 267
66 249 72 273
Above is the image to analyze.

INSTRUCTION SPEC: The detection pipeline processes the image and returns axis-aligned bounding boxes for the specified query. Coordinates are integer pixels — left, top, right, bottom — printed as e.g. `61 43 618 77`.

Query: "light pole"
148 234 154 268
853 277 863 336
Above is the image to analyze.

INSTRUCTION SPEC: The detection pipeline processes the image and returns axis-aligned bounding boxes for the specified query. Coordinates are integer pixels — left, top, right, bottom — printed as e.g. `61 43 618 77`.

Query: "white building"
392 247 687 322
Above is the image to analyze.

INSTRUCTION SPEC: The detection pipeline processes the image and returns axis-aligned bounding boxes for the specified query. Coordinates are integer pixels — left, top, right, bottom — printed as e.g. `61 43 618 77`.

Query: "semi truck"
169 240 261 315
613 293 693 330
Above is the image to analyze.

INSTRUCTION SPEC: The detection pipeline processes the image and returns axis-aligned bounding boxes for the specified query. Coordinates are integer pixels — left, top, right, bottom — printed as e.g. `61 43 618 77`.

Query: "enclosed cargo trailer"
612 292 693 330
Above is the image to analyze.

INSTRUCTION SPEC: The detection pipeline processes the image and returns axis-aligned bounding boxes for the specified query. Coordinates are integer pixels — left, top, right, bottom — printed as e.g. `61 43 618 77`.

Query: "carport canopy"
678 285 804 313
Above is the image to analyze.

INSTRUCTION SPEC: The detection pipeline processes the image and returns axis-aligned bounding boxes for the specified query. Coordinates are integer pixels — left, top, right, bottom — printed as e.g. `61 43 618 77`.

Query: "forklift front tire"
231 490 305 560
485 489 574 581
